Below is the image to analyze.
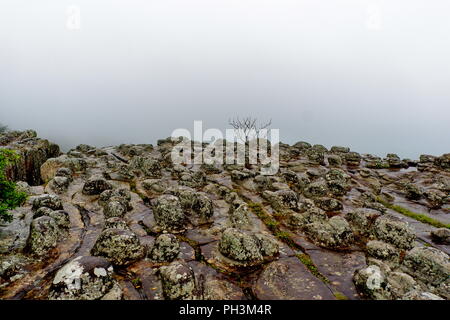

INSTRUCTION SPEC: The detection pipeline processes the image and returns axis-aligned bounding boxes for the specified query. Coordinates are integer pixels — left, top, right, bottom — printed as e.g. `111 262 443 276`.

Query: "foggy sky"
1 0 449 159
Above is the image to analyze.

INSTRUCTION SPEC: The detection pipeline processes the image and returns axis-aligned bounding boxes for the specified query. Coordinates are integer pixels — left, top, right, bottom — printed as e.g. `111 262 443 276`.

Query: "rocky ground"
0 130 449 300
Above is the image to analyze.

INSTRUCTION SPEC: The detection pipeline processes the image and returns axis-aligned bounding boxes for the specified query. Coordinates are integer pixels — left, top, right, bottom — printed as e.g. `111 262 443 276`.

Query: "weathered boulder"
32 194 63 211
430 228 450 244
130 156 162 178
159 261 197 300
0 207 33 253
366 240 399 263
169 187 213 224
218 228 278 264
314 197 343 212
29 216 60 256
152 195 186 231
91 229 144 266
304 216 354 249
49 256 120 300
373 215 415 250
331 146 350 154
149 234 180 262
403 183 422 200
262 189 299 211
344 152 361 166
82 175 113 195
41 155 87 183
353 265 390 299
346 208 381 236
402 247 450 287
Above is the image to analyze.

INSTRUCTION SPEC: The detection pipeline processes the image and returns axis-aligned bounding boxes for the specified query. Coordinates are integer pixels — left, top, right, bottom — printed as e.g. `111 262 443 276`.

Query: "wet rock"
430 228 450 244
29 216 60 256
149 234 180 262
49 256 119 300
402 247 450 287
203 279 244 300
373 215 415 250
152 195 186 231
218 228 278 264
159 261 197 300
32 194 63 211
365 158 390 169
304 216 354 249
99 188 132 211
254 257 335 300
91 229 145 266
82 175 113 195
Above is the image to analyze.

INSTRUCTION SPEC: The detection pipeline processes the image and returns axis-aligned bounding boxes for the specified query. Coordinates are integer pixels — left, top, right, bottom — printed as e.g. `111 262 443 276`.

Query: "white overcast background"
0 0 449 158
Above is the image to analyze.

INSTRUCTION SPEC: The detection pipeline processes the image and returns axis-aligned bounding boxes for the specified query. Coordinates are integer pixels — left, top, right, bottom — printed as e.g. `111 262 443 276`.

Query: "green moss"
295 253 330 284
377 198 450 229
333 291 349 300
0 149 28 222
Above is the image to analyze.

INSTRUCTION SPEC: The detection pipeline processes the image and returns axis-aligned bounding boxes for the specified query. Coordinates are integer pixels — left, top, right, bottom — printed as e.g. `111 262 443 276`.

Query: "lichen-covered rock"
203 279 244 300
149 234 180 262
229 201 250 228
142 179 168 193
82 175 113 195
49 176 70 193
304 216 354 249
152 195 186 231
353 265 390 299
159 261 197 300
402 290 444 300
49 256 120 300
423 189 446 209
99 188 132 211
331 146 350 154
91 229 144 266
366 240 399 262
373 215 415 250
262 189 299 211
218 228 278 264
169 187 213 224
104 217 129 230
41 155 87 183
130 156 162 178
430 228 450 244
29 216 60 256
327 155 342 167
314 197 343 212
434 153 450 170
32 194 63 211
402 247 450 287
48 210 70 229
346 208 381 236
306 149 325 165
0 208 33 254
304 180 328 198
403 183 422 200
103 200 127 218
344 152 361 166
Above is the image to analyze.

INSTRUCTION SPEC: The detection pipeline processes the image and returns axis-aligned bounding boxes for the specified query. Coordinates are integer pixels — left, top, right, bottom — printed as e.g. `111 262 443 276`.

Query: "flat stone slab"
253 257 335 300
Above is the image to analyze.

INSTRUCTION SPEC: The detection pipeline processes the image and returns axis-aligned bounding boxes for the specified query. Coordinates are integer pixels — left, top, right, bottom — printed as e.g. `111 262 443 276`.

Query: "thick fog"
0 0 449 159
